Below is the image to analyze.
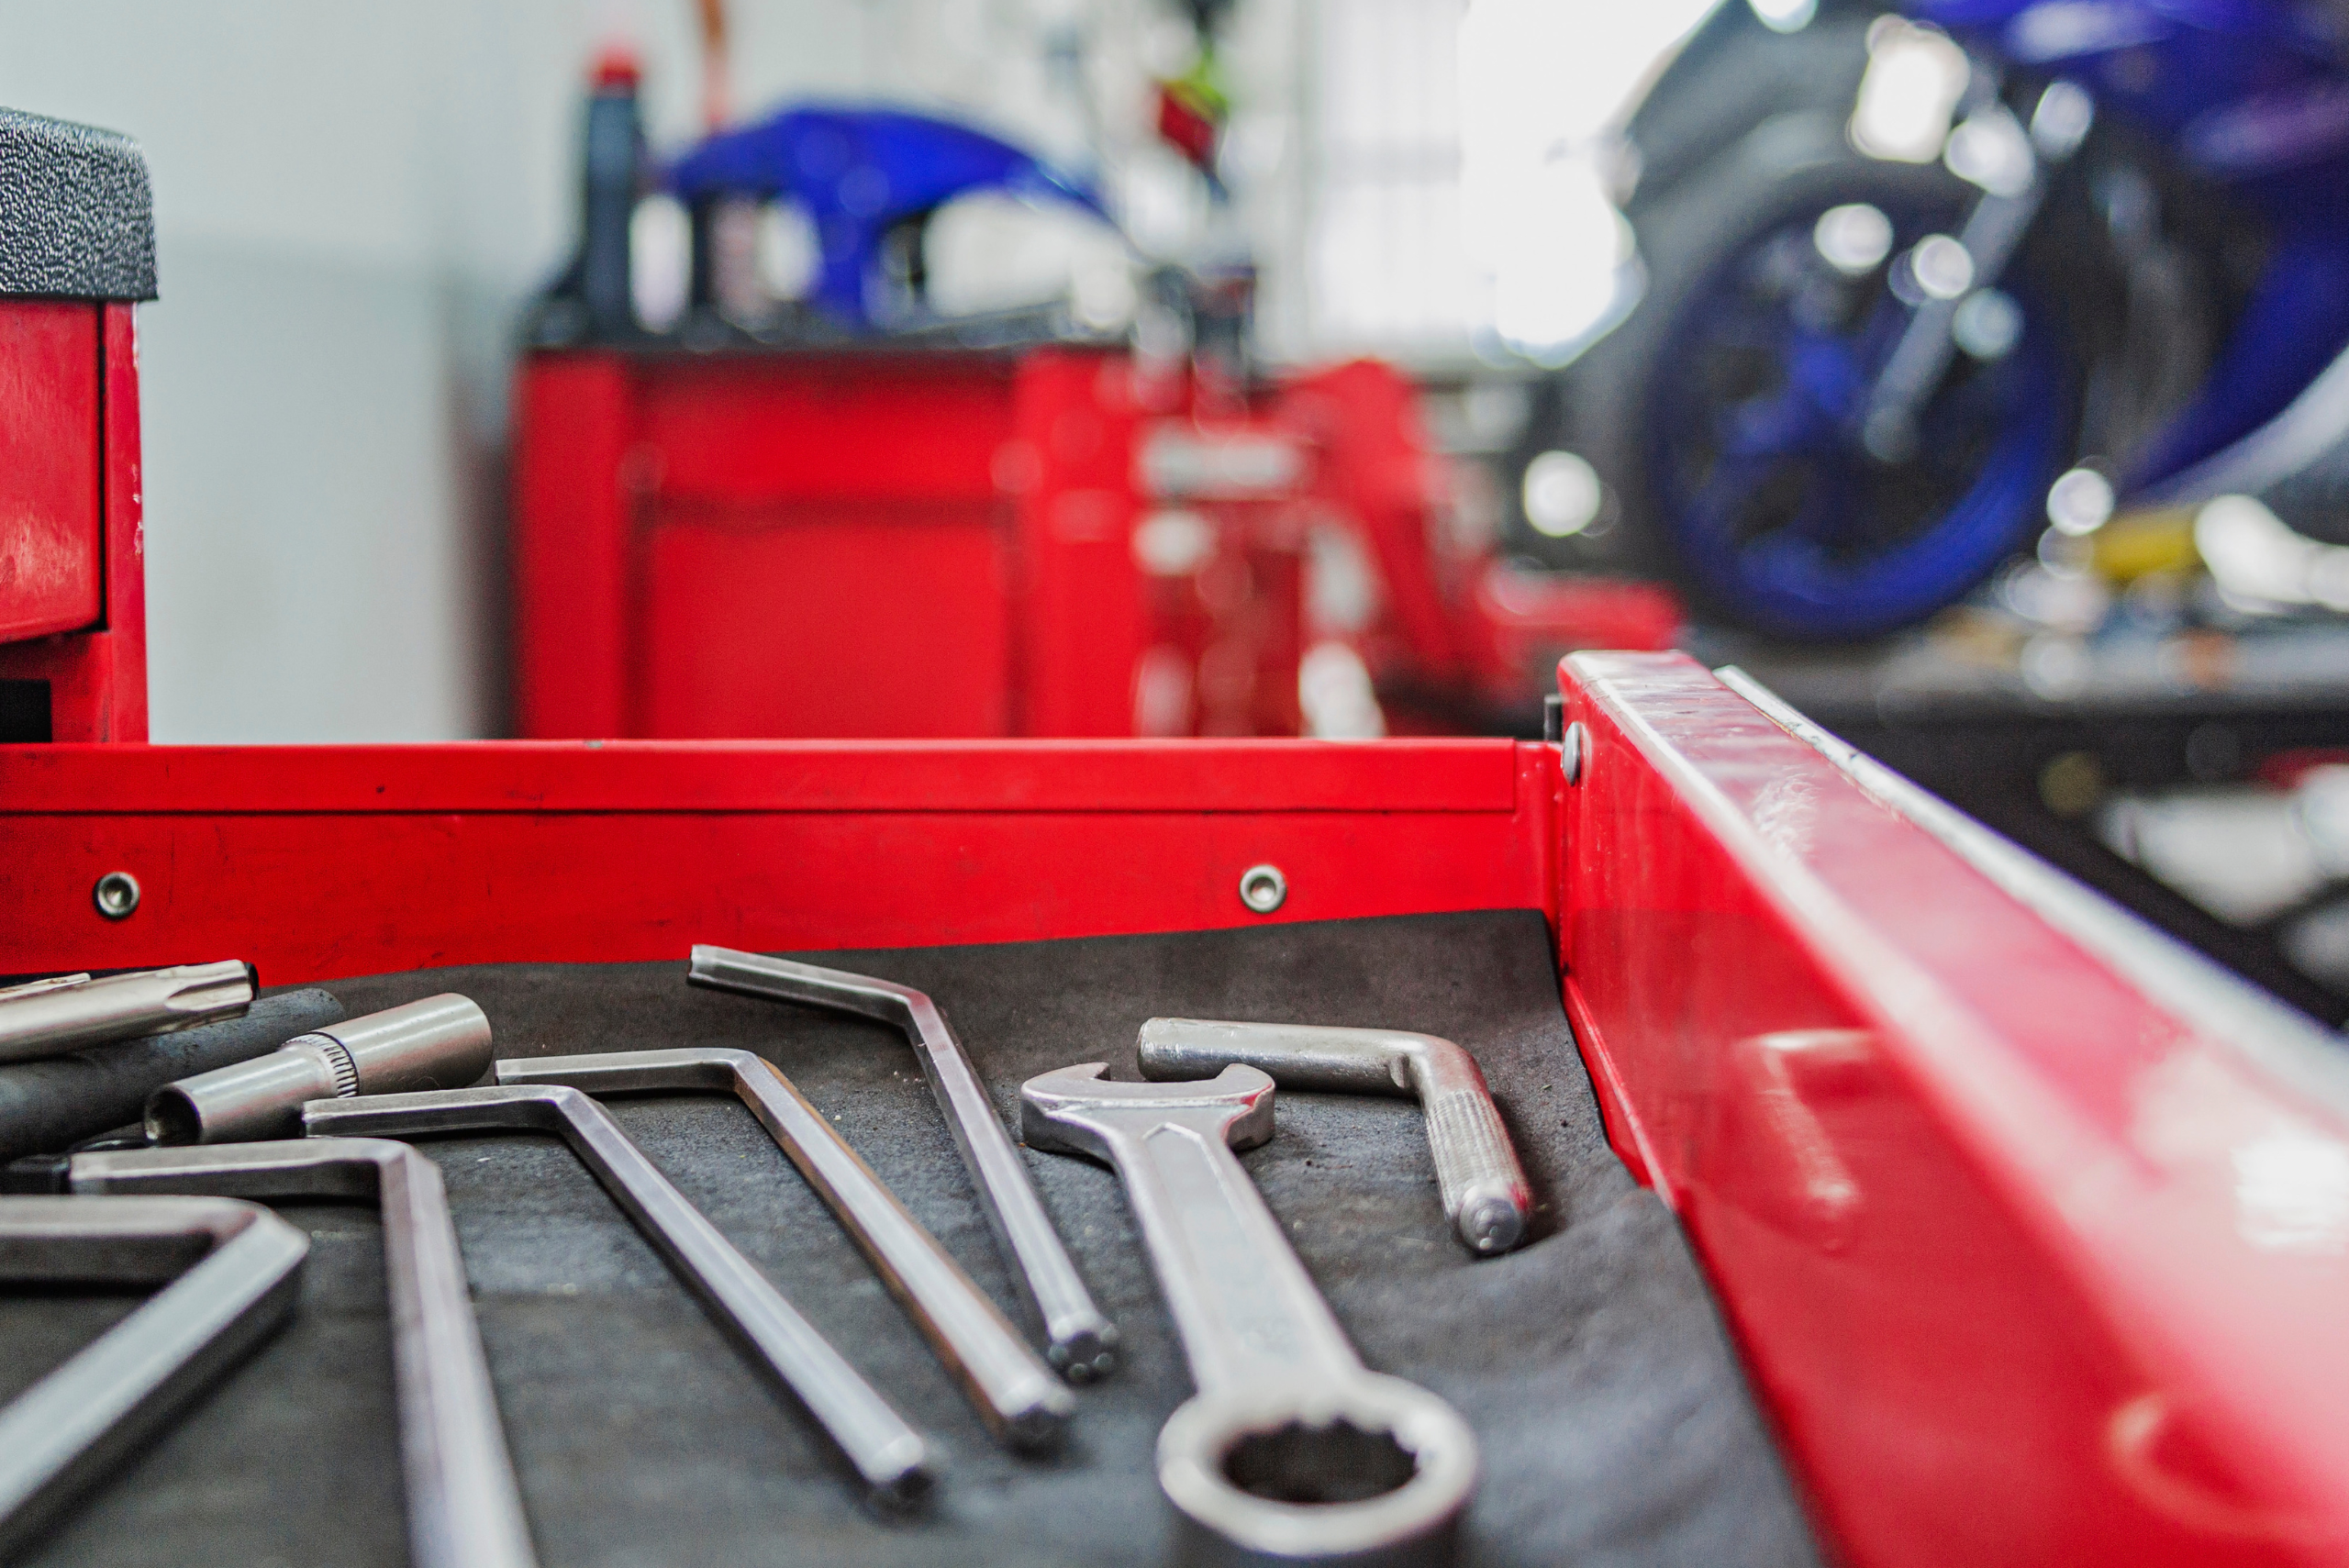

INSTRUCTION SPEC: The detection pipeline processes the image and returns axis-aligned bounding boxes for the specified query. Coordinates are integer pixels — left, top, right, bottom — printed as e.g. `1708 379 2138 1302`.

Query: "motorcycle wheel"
1574 131 2082 641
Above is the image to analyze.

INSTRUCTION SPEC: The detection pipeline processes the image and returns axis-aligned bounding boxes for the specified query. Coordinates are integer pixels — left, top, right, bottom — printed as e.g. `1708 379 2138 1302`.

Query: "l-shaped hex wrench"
1138 1020 1534 1256
0 1195 308 1557
689 946 1118 1381
31 1138 537 1568
302 1084 934 1506
495 1049 1073 1450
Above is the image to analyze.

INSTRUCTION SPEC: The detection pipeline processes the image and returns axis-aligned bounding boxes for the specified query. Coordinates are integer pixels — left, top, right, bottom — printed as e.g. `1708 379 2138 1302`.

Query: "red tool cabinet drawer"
0 298 100 643
5 654 2346 1565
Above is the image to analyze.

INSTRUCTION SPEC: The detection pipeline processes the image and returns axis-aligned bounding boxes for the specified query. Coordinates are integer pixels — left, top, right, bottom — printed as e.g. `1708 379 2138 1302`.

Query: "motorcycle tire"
1564 118 2085 642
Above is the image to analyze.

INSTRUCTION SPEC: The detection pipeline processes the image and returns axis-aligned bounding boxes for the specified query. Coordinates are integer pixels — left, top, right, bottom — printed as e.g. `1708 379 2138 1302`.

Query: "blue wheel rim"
1646 195 2067 639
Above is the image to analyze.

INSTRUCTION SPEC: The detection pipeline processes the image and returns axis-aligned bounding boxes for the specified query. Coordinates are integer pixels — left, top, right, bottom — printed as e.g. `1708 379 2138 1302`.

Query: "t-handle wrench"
1020 1063 1477 1566
689 945 1117 1382
1136 1020 1532 1255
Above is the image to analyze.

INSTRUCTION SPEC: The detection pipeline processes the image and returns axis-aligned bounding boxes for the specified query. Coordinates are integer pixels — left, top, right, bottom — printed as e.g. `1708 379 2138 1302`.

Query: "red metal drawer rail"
1562 650 2349 1567
0 738 1556 980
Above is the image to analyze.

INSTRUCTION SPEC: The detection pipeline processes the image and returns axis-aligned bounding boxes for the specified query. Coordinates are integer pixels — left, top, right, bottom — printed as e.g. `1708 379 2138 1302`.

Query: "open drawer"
3 651 2344 1566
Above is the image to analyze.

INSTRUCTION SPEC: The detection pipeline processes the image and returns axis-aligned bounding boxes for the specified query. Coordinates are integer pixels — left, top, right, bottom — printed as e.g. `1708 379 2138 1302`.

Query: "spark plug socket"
144 995 493 1145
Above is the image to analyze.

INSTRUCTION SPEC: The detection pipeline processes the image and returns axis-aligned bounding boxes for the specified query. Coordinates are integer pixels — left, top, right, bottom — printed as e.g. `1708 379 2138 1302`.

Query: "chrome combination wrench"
1020 1062 1477 1566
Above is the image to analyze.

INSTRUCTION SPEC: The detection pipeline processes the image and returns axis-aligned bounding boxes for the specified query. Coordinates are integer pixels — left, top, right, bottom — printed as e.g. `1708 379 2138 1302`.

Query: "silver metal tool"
1022 1063 1478 1567
496 1049 1073 1450
0 1195 307 1556
688 945 1118 1382
0 962 256 1063
146 995 494 1144
50 1138 538 1568
303 1084 933 1506
1137 1019 1533 1256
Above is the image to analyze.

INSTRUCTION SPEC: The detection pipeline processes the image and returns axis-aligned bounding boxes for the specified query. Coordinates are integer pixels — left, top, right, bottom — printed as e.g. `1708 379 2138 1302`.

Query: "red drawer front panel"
640 503 1015 738
639 356 1017 505
0 300 100 643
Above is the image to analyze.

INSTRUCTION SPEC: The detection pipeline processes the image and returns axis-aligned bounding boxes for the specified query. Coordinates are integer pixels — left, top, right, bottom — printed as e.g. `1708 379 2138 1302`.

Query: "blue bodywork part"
668 106 1110 329
1915 0 2349 488
2121 233 2349 488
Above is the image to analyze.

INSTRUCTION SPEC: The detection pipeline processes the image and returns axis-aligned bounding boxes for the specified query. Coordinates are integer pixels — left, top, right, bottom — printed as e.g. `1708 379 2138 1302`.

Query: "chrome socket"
145 995 493 1145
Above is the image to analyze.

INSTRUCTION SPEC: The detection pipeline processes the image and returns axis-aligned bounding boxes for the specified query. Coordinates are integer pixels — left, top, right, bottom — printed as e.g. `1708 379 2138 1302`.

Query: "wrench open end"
1019 1062 1275 1164
1136 1020 1533 1258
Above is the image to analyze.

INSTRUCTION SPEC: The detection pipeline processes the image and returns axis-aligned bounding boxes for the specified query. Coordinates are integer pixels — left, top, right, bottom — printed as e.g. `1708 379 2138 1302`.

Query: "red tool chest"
11 102 2349 1568
13 652 2349 1563
0 108 152 745
511 345 1678 741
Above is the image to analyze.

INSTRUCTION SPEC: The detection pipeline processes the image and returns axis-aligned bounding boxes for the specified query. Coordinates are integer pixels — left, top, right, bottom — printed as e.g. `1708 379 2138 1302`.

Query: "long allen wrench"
302 1084 934 1506
495 1049 1073 1449
689 946 1118 1381
0 1195 307 1556
35 1139 538 1568
1021 1063 1478 1566
1137 1020 1534 1256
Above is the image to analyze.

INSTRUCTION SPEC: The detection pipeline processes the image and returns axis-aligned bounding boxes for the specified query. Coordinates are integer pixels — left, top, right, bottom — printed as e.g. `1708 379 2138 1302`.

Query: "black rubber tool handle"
0 989 345 1161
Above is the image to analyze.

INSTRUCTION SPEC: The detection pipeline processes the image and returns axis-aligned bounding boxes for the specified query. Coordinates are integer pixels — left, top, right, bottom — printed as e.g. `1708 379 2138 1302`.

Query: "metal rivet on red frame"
92 872 140 920
1562 722 1588 785
1238 864 1287 915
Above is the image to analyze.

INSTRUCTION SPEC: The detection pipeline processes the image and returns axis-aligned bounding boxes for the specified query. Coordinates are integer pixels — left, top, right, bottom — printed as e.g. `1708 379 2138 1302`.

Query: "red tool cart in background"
11 104 2349 1567
511 344 1677 740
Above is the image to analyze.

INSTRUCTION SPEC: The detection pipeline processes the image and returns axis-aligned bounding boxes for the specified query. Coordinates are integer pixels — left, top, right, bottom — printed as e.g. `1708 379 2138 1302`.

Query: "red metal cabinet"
511 346 1679 741
514 349 1041 740
0 300 146 742
0 299 100 642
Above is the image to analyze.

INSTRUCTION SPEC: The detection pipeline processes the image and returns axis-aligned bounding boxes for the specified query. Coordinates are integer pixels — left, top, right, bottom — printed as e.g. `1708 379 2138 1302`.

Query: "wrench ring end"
1157 1374 1478 1564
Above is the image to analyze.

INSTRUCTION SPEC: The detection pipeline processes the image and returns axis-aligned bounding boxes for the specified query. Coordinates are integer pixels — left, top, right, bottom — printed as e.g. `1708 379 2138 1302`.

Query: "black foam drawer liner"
6 912 1818 1567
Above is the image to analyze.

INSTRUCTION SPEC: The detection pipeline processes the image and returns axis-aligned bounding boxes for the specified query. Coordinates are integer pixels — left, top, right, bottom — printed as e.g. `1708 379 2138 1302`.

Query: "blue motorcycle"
1553 0 2349 639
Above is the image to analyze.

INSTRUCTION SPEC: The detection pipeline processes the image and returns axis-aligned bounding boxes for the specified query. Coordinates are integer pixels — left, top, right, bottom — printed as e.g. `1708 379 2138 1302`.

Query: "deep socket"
145 995 494 1144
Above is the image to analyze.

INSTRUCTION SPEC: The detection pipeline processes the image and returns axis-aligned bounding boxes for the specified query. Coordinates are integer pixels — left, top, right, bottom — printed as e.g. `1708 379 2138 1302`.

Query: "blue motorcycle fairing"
668 106 1110 328
1913 0 2349 491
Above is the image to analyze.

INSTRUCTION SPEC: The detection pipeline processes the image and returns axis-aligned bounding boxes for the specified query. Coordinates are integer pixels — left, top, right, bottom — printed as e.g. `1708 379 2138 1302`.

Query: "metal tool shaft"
0 1195 307 1556
61 1139 536 1568
0 962 256 1063
1137 1019 1533 1255
496 1049 1072 1450
1022 1063 1478 1566
688 945 1117 1381
304 1084 931 1506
